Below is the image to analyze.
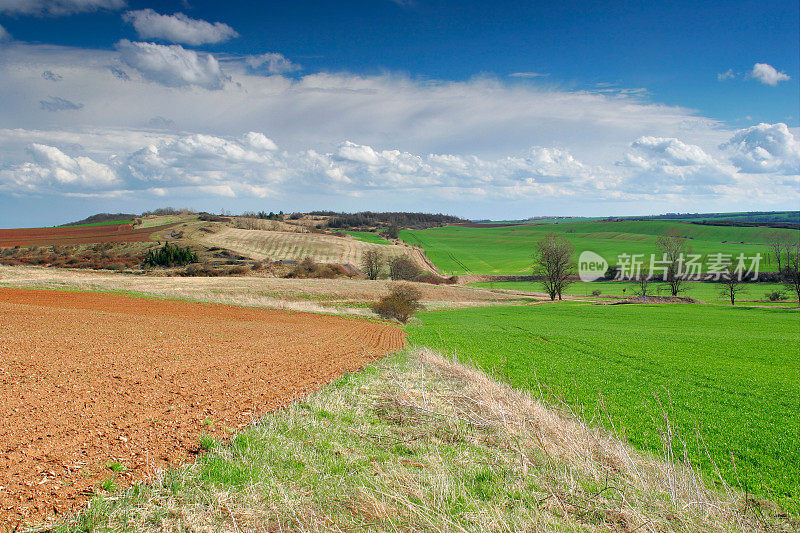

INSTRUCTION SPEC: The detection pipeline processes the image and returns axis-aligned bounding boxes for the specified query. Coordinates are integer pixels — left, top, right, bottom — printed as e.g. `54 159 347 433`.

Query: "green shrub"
766 290 787 301
591 289 602 296
143 243 198 267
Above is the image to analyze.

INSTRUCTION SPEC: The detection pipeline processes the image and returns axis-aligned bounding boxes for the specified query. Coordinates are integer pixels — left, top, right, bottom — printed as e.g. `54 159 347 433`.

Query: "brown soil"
0 288 405 526
0 223 180 247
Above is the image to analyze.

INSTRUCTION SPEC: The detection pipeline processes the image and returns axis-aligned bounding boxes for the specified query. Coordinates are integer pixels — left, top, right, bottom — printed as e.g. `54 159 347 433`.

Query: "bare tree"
361 249 384 280
533 233 574 301
635 265 651 296
784 242 800 304
718 266 747 306
389 256 420 280
767 232 785 274
655 228 690 296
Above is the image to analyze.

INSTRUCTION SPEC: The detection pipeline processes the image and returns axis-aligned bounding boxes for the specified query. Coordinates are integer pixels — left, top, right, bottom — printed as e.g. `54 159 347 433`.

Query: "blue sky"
0 0 798 226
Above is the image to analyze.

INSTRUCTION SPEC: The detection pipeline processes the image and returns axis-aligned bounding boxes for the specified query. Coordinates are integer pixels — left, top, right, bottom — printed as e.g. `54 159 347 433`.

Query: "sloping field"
0 222 178 248
407 303 800 516
198 226 428 269
401 220 800 274
0 288 404 525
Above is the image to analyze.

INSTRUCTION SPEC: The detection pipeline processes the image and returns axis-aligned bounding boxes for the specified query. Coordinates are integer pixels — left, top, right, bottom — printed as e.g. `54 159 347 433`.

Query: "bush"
591 289 602 296
372 284 423 323
766 290 787 301
389 256 420 280
285 257 345 279
143 243 198 267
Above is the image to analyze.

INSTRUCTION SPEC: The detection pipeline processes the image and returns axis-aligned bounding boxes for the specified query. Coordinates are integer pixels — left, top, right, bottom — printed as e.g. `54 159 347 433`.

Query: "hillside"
400 220 800 275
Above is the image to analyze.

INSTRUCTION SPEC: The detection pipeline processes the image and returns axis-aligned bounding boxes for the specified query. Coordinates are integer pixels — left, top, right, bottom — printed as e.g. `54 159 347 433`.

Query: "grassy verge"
342 230 392 245
43 350 778 532
470 280 795 303
406 303 800 516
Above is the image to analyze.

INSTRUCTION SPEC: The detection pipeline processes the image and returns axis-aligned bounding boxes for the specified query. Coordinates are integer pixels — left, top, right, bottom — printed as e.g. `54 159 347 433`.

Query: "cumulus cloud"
123 9 238 46
0 23 10 41
0 143 117 192
116 39 228 90
618 136 734 192
41 70 62 82
750 63 791 86
245 52 301 74
39 96 83 111
720 123 800 175
0 0 125 16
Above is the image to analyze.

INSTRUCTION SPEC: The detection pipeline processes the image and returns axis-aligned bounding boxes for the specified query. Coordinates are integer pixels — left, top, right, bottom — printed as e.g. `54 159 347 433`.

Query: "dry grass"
195 225 428 271
40 349 780 533
0 265 530 315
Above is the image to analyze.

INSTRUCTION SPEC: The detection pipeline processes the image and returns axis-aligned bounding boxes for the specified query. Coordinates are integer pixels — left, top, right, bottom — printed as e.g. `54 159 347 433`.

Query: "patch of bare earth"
0 288 404 526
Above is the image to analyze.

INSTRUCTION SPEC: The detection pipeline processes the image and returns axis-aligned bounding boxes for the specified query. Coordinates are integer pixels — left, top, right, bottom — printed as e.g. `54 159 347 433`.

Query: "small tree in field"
389 256 420 281
656 228 690 296
635 266 651 296
533 233 574 301
361 250 383 280
718 266 747 306
784 243 800 304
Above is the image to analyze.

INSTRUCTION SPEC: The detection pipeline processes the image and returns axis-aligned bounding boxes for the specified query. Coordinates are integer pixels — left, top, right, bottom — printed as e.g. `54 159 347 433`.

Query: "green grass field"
400 220 799 275
343 230 392 245
471 280 794 302
60 219 133 228
406 303 800 515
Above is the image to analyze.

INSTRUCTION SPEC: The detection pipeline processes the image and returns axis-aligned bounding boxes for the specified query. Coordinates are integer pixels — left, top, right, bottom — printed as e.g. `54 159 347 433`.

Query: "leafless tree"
784 242 800 304
361 249 384 280
767 232 790 274
655 228 690 296
533 233 574 301
635 265 651 296
718 266 748 306
389 256 420 281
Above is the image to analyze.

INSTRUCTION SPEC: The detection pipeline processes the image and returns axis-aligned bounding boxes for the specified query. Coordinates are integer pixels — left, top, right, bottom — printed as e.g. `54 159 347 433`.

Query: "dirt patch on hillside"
0 288 404 526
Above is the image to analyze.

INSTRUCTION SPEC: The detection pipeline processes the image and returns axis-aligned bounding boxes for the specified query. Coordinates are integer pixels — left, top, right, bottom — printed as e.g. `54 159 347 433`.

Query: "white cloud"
245 52 301 75
509 72 549 78
750 63 791 86
720 123 800 175
618 137 735 192
0 0 125 16
123 9 238 46
116 39 229 90
717 69 735 81
0 143 118 192
0 23 10 41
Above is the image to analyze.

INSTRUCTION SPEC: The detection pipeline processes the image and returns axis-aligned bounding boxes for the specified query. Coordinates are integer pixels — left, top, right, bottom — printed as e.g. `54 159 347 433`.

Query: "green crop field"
471 280 794 302
406 303 800 514
343 230 392 245
60 219 133 228
400 220 800 275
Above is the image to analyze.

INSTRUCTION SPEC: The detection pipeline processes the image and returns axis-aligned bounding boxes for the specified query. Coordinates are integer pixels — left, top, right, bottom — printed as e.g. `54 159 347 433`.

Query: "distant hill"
61 213 136 227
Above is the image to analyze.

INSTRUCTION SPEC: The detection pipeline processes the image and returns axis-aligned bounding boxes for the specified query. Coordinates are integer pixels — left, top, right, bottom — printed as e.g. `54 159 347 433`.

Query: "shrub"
389 256 420 281
372 284 423 323
143 243 198 267
285 257 344 279
766 290 787 301
591 289 602 296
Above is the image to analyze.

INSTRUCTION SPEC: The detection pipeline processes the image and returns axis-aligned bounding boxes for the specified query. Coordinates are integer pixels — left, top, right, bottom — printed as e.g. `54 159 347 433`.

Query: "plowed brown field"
0 222 178 247
0 289 404 526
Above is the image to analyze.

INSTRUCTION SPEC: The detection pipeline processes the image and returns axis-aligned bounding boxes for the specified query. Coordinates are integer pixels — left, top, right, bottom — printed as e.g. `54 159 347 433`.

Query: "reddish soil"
0 289 405 526
0 223 179 247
